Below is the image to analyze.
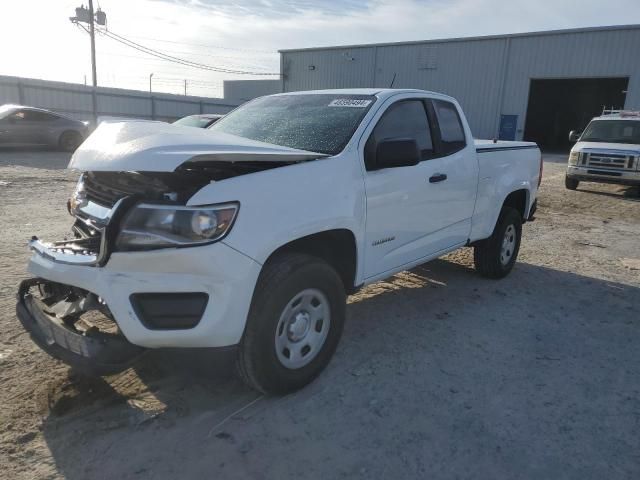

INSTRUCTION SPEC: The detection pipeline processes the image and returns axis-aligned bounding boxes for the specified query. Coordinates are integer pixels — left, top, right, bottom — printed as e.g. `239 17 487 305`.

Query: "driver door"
362 97 476 280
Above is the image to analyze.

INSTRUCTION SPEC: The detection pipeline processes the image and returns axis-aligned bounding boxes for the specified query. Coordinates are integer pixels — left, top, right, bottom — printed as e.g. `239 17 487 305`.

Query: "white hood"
574 141 640 154
69 121 327 172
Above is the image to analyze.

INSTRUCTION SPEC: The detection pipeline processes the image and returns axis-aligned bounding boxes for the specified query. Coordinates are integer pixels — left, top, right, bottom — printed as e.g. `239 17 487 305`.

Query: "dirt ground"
1 150 639 479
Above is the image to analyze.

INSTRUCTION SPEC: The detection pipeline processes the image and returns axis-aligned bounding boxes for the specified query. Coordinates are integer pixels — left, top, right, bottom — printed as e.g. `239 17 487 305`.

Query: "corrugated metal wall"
502 28 640 138
0 75 238 124
223 79 281 103
281 25 640 140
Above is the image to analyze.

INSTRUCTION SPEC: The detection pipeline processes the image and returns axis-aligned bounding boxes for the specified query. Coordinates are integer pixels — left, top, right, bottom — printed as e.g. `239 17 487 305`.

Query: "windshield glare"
208 94 376 155
581 120 640 144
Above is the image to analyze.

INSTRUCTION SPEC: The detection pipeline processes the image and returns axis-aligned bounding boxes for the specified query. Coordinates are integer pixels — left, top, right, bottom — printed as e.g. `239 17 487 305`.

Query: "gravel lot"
1 150 639 479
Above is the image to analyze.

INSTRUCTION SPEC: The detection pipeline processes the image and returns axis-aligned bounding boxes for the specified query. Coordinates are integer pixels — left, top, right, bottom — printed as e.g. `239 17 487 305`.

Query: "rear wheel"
59 130 83 152
236 253 346 394
565 176 579 190
474 207 522 279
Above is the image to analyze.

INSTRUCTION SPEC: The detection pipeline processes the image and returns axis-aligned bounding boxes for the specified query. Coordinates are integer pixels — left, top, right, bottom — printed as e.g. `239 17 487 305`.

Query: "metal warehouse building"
279 24 640 150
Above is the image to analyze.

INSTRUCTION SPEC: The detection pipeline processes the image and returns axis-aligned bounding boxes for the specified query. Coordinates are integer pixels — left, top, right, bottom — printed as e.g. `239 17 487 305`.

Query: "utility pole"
88 0 97 87
149 73 154 93
184 79 187 96
70 3 106 124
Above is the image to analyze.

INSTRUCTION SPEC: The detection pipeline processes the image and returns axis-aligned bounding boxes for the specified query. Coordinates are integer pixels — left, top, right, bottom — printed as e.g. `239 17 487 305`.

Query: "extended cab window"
365 100 434 170
432 99 466 155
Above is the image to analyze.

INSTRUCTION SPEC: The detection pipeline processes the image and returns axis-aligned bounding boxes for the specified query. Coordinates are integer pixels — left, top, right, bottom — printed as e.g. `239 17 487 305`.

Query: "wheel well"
265 230 358 294
503 189 528 221
59 129 80 143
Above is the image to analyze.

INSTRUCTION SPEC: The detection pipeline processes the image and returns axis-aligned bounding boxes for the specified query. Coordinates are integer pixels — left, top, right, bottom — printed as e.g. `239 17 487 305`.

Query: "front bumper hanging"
16 278 145 376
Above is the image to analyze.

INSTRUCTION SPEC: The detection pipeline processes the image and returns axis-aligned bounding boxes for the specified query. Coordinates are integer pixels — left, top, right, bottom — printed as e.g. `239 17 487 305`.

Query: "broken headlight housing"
116 203 238 251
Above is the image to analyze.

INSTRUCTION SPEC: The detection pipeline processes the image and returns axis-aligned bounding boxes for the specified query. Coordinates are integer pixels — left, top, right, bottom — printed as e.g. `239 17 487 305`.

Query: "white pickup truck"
566 110 640 190
17 89 541 394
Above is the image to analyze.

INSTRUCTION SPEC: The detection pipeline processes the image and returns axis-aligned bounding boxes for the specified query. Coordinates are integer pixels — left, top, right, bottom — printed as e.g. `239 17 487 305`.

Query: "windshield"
209 94 376 155
173 115 219 128
581 119 640 144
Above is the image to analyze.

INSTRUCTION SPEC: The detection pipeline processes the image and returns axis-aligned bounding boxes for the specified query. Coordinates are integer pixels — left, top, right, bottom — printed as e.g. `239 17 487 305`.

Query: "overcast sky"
1 0 639 97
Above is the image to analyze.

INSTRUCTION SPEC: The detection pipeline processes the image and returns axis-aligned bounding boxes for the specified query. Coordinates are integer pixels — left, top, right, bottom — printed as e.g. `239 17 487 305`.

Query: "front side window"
365 100 434 170
209 94 376 155
9 110 26 121
432 99 466 155
370 100 433 152
19 110 59 122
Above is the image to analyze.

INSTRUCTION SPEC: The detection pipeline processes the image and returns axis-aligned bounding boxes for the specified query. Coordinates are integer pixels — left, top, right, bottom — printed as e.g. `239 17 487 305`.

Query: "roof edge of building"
278 23 640 54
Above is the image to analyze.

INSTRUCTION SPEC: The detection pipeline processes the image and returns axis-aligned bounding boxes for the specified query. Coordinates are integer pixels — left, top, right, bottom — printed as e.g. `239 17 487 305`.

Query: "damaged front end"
16 278 145 375
18 121 323 371
19 169 219 372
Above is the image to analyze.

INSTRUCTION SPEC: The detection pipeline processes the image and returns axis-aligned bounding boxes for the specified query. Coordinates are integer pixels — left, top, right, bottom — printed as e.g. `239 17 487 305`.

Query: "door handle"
429 173 447 183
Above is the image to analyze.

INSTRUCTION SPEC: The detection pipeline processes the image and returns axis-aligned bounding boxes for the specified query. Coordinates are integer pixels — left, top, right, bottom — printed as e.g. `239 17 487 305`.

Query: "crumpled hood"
69 121 327 172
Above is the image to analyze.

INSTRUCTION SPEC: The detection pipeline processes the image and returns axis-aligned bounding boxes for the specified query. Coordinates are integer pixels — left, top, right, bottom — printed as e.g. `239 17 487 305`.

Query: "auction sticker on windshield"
328 99 372 108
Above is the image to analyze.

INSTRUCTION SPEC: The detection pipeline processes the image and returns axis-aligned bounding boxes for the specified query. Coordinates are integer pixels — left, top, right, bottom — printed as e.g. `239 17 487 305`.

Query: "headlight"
568 151 580 166
68 174 88 214
116 202 238 251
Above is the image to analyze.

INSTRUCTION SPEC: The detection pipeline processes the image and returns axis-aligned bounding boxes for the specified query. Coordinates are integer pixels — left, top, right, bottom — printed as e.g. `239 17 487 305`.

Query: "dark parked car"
172 113 224 128
0 105 89 151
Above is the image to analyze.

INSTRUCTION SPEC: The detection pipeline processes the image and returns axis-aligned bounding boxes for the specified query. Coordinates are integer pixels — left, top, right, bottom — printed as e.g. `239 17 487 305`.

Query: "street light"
149 73 154 93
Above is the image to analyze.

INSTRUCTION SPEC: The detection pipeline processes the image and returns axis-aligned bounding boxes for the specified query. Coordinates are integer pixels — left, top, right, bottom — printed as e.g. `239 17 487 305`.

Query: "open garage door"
523 77 628 152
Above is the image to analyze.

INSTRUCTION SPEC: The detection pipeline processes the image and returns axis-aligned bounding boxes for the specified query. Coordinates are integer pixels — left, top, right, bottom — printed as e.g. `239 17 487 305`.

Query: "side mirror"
568 130 581 142
374 138 420 169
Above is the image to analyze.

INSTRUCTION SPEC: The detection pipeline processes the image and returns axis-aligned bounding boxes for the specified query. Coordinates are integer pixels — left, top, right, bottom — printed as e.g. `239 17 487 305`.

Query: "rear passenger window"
433 99 466 155
365 100 434 170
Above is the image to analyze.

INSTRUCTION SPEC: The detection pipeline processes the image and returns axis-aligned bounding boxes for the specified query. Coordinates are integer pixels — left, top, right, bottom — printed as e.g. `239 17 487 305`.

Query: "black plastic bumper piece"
130 292 208 330
528 199 537 221
16 279 145 376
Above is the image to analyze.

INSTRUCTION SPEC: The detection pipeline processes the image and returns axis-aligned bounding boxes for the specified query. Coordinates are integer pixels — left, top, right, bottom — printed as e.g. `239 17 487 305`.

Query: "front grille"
84 174 132 207
586 152 635 170
83 172 169 208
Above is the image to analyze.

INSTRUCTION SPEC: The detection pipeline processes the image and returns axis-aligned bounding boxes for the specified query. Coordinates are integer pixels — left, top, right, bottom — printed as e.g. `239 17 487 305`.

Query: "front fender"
187 153 367 282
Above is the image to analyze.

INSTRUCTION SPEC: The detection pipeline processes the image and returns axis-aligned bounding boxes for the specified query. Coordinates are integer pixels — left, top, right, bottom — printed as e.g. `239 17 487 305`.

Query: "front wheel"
236 253 346 394
565 176 579 190
58 130 83 152
474 207 522 279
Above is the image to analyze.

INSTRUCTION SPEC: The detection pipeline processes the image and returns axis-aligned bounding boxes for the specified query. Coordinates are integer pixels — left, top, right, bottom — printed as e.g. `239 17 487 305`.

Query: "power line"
99 48 274 72
96 27 280 76
122 33 275 55
78 22 277 75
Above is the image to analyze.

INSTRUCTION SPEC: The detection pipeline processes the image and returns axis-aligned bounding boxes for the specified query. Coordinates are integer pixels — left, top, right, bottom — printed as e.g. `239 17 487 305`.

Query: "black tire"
474 207 522 279
565 176 579 190
236 253 346 395
59 130 83 152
